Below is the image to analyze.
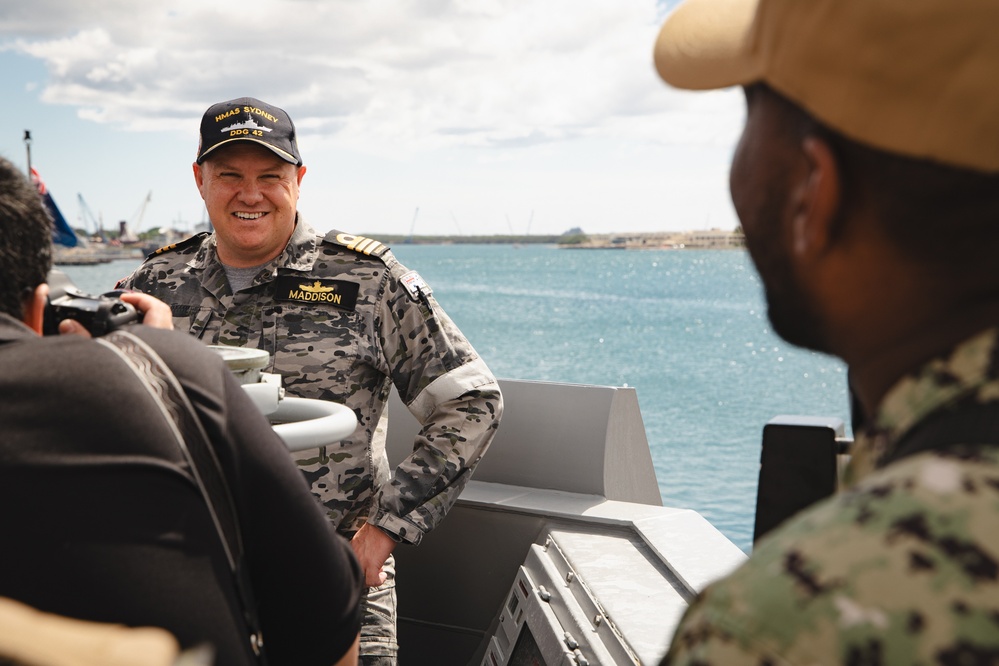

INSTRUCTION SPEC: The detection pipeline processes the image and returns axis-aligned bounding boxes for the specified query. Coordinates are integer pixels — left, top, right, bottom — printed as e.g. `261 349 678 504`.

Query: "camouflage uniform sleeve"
664 448 999 665
115 233 211 294
660 510 843 666
660 591 780 665
115 253 173 294
115 264 146 291
368 264 503 545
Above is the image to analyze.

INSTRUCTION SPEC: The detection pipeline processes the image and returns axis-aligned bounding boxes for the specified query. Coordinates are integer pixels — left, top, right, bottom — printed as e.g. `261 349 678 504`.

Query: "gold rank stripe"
337 233 386 256
152 243 178 256
147 231 208 258
353 237 383 255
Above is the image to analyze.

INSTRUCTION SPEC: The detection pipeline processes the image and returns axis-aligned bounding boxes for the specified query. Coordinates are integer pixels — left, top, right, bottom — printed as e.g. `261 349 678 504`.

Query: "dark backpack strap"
97 330 267 664
881 400 999 466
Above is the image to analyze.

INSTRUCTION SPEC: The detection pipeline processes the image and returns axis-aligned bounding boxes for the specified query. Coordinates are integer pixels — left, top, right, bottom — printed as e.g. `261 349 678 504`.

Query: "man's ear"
193 162 205 194
791 135 842 257
22 283 49 335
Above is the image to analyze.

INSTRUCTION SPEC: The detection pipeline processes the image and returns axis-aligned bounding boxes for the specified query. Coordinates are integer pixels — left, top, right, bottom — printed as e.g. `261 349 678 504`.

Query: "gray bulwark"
386 379 746 665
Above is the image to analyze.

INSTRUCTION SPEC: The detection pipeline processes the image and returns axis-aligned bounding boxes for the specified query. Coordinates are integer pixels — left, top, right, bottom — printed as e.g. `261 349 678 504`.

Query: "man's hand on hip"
351 523 397 587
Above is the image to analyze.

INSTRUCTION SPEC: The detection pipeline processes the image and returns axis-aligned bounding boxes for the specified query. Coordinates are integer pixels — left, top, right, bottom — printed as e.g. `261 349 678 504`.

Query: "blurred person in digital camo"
653 0 999 662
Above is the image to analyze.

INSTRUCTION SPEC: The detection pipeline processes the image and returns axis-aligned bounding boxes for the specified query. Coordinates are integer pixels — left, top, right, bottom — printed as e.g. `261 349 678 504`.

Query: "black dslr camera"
43 269 143 336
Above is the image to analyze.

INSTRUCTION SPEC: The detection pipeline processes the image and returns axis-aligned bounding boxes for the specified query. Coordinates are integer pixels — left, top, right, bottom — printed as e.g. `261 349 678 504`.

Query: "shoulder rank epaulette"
323 230 390 258
147 231 210 258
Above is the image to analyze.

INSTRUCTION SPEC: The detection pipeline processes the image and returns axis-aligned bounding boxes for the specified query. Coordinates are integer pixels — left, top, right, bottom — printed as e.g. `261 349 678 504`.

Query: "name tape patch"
274 276 359 311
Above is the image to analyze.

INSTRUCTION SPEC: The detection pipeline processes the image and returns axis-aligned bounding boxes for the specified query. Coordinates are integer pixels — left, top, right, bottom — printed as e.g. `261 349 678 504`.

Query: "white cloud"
0 0 744 235
3 0 740 147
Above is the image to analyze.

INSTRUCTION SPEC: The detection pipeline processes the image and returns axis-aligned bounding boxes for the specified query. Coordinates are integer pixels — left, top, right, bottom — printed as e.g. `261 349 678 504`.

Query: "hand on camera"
57 292 174 337
119 292 174 330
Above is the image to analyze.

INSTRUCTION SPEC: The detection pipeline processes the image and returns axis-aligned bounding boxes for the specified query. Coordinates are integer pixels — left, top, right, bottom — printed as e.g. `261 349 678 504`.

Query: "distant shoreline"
363 228 744 250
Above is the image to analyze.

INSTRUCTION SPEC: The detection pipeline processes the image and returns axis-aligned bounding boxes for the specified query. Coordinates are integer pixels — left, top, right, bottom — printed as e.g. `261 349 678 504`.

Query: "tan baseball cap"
653 0 999 173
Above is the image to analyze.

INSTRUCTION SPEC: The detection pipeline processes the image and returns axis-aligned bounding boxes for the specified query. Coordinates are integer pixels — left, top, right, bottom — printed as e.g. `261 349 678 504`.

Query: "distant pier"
562 228 745 250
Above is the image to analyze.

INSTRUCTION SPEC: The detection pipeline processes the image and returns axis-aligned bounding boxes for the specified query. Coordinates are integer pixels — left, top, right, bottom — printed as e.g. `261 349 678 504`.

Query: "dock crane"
406 207 419 244
77 193 106 242
130 191 152 233
114 191 151 243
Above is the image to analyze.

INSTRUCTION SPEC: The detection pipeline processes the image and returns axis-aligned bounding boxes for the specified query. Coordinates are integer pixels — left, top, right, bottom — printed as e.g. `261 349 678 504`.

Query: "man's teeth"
235 212 265 220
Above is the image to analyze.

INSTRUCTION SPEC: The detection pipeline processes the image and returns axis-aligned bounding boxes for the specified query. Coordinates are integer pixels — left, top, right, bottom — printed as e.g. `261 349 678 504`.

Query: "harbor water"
62 244 852 554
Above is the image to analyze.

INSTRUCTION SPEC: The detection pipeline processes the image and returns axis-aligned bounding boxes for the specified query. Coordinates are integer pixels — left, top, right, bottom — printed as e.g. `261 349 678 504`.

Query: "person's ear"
791 135 842 257
22 283 49 335
193 162 205 195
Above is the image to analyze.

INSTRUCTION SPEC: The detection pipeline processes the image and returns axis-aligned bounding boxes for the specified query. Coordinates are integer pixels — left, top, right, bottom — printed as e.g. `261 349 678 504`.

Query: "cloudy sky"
0 0 744 238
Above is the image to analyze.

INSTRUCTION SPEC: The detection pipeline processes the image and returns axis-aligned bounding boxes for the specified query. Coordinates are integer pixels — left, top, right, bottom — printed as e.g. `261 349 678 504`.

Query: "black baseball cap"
196 97 302 166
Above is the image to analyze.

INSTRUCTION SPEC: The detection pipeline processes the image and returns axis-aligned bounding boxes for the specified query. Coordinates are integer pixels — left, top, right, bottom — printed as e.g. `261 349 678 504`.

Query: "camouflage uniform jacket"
118 218 503 544
662 328 999 665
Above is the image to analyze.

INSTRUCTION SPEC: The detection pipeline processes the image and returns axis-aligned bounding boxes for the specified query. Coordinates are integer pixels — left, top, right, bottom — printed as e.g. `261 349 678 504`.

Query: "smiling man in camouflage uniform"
652 0 999 663
118 97 503 664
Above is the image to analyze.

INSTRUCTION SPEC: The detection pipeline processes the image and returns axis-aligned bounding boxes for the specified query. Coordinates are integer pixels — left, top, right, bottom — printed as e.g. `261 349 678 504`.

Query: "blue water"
62 245 851 553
